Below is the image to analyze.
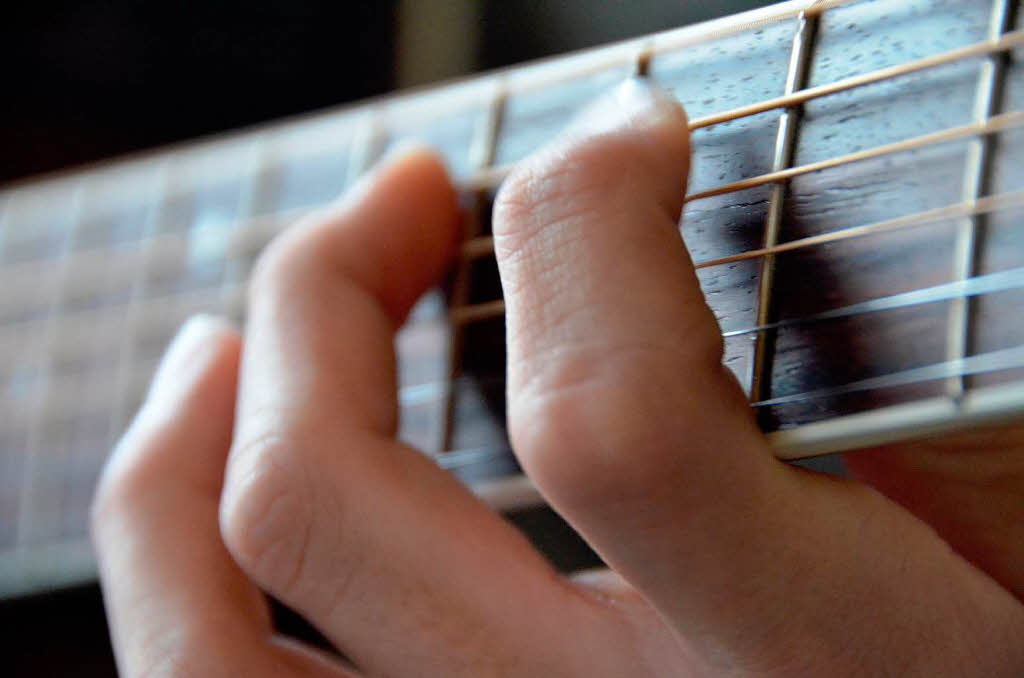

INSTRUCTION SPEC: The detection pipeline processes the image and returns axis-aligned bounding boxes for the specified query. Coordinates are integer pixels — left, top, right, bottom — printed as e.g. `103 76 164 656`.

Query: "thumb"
494 76 785 635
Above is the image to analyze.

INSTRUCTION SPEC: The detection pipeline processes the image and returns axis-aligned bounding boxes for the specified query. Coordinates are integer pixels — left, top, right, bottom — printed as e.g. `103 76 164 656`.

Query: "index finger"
220 149 632 677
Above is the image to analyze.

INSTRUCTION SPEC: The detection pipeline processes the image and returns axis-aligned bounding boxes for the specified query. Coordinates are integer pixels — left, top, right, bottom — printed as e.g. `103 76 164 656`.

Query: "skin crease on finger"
91 81 1024 678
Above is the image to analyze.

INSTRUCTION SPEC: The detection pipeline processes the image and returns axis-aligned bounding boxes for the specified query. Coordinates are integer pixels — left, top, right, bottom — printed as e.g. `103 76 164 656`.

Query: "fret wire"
108 162 172 436
945 0 1014 399
219 137 269 318
440 88 506 454
16 183 85 547
460 235 495 260
345 112 387 187
633 38 655 78
749 7 820 404
685 110 1024 204
752 344 1024 409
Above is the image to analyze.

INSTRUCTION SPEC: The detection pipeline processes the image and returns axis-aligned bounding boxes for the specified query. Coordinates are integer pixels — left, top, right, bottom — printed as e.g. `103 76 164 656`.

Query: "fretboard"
2 0 1024 598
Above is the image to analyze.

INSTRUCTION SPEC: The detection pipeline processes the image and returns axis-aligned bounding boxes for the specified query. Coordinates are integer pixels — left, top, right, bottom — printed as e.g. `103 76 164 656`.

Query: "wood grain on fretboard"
3 0 1024 597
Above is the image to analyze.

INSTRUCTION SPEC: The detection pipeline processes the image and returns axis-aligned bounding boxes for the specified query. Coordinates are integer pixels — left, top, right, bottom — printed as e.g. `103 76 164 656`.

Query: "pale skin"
91 80 1024 676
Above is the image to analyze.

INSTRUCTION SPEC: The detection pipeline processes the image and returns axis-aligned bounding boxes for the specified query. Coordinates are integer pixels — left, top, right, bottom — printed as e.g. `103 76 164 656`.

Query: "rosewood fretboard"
2 0 1024 597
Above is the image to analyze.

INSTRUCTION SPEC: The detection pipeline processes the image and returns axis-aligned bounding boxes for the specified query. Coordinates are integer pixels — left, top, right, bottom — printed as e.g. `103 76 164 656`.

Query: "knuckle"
91 426 166 533
220 432 314 596
508 345 692 509
248 228 303 299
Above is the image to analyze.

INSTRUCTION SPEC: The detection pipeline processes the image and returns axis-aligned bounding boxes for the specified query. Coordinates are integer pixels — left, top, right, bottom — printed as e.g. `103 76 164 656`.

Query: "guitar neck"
3 0 1024 597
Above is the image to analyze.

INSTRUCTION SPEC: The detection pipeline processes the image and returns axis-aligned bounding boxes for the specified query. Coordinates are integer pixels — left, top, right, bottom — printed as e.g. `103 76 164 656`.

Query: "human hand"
92 79 1024 677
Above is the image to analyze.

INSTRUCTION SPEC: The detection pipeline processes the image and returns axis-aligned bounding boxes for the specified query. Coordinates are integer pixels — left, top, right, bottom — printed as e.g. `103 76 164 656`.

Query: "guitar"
2 0 1023 598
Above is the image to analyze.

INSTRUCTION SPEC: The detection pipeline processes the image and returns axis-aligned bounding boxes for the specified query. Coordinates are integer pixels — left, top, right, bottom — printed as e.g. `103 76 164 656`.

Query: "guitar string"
461 31 1024 193
430 269 1024 406
6 265 1024 436
684 111 1024 204
459 112 1024 262
3 186 1024 377
450 188 1024 325
721 266 1024 338
694 190 1024 270
435 342 1024 470
2 25 1021 270
403 339 1024 473
752 344 1024 408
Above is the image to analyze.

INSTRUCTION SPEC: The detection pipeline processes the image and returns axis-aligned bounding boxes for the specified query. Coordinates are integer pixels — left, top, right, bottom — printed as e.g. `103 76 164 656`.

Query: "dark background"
1 2 771 675
2 1 769 184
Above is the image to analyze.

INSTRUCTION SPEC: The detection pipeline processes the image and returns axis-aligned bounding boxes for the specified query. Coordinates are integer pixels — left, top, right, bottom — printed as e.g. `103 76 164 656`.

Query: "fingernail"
148 314 233 405
568 77 686 137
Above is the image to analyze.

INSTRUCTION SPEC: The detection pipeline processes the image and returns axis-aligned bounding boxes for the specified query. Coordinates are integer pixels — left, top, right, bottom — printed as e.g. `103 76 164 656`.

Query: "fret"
726 0 1008 427
652 12 802 389
218 137 271 324
441 89 506 453
108 162 174 437
396 292 450 453
149 179 246 298
945 0 1015 398
268 113 354 210
0 185 81 268
966 5 1024 395
0 194 81 325
16 183 85 547
749 8 821 405
388 99 485 181
0 200 19 551
345 112 389 187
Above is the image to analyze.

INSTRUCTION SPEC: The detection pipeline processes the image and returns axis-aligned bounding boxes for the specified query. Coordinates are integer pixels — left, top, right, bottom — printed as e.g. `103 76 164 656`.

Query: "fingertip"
257 141 462 325
146 314 241 419
573 77 689 140
563 78 690 199
94 314 242 545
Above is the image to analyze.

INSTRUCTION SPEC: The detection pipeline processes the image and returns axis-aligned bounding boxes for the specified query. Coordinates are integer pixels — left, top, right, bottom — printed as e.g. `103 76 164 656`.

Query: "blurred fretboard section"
3 0 1024 597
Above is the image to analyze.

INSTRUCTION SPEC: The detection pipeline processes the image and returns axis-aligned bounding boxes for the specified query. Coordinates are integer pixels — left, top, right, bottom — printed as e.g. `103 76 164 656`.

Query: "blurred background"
2 1 772 675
